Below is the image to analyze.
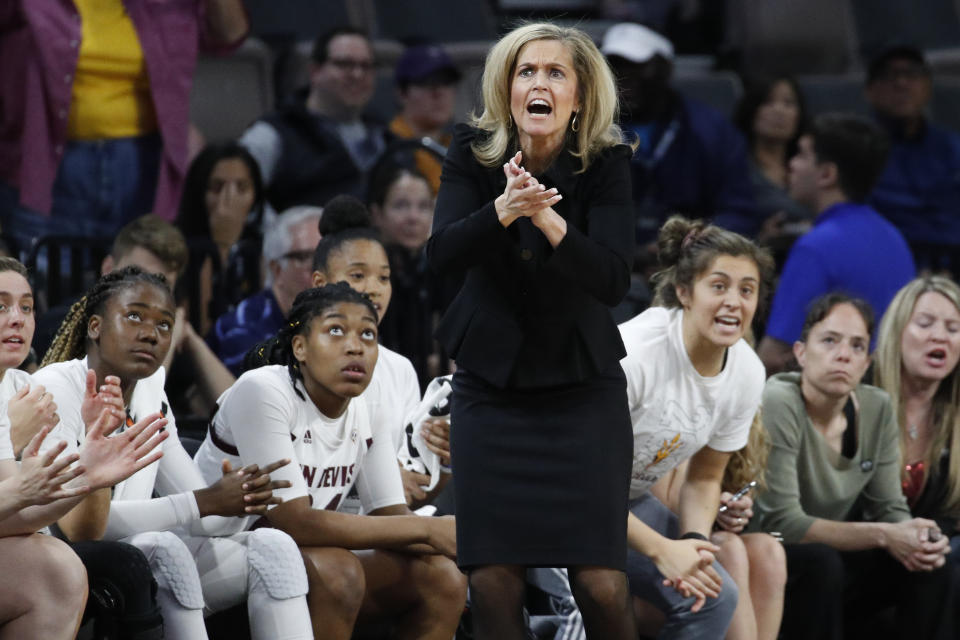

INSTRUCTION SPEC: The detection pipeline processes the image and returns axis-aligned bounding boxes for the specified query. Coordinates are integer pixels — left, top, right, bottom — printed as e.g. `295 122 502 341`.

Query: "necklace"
908 422 920 440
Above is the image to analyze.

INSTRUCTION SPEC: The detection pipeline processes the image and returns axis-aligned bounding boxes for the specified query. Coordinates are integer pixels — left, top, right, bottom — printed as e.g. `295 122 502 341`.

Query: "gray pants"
527 492 737 640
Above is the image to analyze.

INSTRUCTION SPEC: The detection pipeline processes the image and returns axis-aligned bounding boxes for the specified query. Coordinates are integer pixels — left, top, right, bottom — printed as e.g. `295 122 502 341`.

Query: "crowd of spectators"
3 2 960 637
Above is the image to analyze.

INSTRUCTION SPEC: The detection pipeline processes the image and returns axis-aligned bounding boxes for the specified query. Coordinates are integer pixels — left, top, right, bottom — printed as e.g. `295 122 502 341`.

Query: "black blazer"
426 124 635 389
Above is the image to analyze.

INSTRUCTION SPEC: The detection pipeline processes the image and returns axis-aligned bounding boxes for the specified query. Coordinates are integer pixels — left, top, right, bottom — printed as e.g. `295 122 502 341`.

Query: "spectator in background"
241 27 388 212
752 294 951 640
389 44 461 195
733 76 813 248
873 276 960 631
368 164 443 385
0 0 248 254
208 206 321 376
34 214 188 360
176 142 265 335
866 46 960 278
600 22 758 267
757 114 915 375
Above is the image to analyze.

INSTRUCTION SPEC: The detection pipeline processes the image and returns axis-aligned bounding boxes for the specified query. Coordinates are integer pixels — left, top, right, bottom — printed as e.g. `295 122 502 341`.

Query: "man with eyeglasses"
866 45 960 279
240 27 389 213
208 206 323 375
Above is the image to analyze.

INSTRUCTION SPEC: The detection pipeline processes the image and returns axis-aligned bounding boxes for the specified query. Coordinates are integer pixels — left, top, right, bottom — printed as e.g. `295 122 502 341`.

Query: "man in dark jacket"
866 45 960 278
240 27 389 211
601 22 759 268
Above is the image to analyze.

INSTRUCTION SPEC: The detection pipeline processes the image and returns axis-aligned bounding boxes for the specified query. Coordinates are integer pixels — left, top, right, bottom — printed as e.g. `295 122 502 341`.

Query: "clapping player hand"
80 370 125 434
77 410 169 490
193 458 293 517
8 384 60 458
13 426 88 506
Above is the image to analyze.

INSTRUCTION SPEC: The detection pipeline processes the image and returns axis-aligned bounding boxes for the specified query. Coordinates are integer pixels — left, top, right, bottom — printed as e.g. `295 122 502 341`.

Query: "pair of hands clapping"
11 370 166 508
14 369 288 516
494 151 562 227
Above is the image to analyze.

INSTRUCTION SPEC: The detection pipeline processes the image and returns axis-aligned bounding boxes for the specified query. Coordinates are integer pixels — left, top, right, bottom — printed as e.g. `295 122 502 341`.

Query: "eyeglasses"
281 250 314 264
327 58 375 73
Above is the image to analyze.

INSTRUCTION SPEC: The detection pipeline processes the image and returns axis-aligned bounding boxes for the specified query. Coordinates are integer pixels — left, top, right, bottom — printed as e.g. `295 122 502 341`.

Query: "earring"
571 111 579 132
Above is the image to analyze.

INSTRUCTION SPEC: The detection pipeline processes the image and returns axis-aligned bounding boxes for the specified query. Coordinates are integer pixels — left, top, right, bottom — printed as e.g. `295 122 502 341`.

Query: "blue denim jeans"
0 133 161 257
625 492 739 640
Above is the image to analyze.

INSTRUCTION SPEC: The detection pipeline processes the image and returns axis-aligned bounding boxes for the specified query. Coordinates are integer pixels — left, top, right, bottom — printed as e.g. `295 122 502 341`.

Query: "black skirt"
450 366 633 569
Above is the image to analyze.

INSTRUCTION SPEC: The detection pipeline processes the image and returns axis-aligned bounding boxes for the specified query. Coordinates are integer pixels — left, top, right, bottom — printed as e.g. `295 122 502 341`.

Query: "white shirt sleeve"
356 399 406 513
32 364 86 458
219 372 310 504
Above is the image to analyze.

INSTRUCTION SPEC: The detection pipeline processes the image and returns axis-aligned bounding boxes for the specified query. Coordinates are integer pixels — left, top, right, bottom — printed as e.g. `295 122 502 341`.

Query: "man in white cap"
601 22 759 265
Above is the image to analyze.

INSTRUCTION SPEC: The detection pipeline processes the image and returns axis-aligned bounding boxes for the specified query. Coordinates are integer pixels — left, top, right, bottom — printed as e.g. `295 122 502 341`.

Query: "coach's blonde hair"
874 276 960 518
471 22 623 172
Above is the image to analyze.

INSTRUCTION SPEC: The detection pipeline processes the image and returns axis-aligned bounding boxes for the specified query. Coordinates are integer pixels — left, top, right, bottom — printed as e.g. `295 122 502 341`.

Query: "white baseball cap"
601 22 674 64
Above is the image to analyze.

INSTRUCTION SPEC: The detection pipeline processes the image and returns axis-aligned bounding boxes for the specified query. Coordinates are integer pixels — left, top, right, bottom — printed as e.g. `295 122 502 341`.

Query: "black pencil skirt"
450 366 634 570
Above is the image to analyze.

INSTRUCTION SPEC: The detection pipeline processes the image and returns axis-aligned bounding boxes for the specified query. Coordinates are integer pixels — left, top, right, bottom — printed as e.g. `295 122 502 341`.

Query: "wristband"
680 531 708 541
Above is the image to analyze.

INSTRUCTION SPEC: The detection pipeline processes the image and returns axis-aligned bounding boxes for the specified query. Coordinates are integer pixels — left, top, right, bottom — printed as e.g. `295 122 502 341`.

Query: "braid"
41 266 173 367
41 296 90 366
243 283 377 400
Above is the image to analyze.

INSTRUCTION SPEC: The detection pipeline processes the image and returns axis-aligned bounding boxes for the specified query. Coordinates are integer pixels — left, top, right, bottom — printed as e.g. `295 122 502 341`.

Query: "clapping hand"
80 370 125 435
78 410 168 490
195 459 292 518
8 384 59 458
494 151 561 226
13 426 88 507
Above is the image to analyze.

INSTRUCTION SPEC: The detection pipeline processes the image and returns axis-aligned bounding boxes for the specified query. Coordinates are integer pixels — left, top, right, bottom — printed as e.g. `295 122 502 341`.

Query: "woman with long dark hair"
175 142 265 333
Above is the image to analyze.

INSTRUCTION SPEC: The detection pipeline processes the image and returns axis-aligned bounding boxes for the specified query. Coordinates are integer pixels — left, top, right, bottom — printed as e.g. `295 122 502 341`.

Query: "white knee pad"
246 528 309 600
133 531 205 610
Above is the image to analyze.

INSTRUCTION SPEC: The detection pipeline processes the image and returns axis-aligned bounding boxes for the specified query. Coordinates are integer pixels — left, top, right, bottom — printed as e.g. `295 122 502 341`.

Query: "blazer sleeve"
544 146 634 306
426 130 514 274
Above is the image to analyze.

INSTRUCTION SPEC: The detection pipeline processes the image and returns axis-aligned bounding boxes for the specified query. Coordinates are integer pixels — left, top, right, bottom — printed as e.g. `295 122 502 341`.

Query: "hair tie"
681 229 700 251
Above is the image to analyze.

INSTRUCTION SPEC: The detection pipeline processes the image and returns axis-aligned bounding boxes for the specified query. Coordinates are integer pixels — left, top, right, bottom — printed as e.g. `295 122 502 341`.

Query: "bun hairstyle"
651 216 775 315
312 195 384 272
43 266 172 367
243 282 378 399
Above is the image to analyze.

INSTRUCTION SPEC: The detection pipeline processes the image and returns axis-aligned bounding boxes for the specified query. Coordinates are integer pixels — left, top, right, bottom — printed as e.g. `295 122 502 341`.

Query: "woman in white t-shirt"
38 266 312 640
194 283 465 640
617 216 776 639
0 257 169 638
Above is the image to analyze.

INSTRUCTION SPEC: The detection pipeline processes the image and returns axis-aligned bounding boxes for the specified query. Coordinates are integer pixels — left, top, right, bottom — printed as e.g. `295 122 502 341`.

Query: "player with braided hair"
42 268 172 367
195 282 465 640
0 257 170 639
36 265 313 640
